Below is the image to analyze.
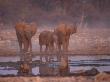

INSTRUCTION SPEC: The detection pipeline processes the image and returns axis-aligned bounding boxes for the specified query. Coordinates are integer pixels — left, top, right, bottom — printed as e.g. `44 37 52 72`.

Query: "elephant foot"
25 51 31 54
29 50 32 53
45 50 48 53
20 58 24 62
20 50 24 55
40 51 43 54
58 49 63 53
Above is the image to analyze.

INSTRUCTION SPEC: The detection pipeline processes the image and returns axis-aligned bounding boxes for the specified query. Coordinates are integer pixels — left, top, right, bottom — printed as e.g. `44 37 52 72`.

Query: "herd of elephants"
15 22 77 75
15 22 77 53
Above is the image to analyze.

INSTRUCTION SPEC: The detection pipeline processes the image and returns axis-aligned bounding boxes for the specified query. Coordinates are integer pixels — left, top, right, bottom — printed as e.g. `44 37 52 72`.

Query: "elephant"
54 23 77 51
39 30 57 52
15 22 37 53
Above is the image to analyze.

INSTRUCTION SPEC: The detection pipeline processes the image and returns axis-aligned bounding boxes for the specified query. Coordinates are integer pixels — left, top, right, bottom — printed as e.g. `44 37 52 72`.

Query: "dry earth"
0 73 110 82
0 76 93 82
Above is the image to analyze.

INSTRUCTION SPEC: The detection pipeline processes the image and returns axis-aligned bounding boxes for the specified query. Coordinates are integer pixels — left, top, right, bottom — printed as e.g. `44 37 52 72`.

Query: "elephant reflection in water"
54 23 77 51
59 56 69 76
18 62 30 75
15 22 37 53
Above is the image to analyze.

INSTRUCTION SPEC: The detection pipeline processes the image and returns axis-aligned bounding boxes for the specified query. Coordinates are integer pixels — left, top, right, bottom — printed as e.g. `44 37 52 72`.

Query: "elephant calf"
39 31 57 52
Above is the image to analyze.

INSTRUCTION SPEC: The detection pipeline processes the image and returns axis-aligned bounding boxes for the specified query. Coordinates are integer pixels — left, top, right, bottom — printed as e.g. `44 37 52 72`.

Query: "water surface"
0 55 110 75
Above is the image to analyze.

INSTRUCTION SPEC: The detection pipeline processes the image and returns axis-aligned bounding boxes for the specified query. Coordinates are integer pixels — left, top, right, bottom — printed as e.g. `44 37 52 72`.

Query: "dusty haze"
0 0 110 55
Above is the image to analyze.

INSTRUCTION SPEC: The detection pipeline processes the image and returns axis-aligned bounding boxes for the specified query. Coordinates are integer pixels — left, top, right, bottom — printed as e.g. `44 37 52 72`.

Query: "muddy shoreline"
0 50 110 57
0 76 94 82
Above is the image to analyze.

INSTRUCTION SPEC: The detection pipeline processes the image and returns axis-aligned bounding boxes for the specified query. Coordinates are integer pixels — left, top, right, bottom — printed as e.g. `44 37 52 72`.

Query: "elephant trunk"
74 25 77 33
70 24 77 34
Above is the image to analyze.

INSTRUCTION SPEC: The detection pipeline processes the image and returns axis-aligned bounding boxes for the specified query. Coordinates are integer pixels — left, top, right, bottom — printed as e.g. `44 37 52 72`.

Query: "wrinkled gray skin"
39 31 57 52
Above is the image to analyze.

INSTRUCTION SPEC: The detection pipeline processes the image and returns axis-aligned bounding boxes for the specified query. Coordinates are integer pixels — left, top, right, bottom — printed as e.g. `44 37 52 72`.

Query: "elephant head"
54 23 77 51
66 24 77 35
15 22 37 53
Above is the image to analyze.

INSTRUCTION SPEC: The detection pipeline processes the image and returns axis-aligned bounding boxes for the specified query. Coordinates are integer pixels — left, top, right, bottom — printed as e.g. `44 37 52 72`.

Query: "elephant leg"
40 56 42 63
58 44 61 51
64 41 68 51
29 39 32 52
40 45 42 52
66 36 70 51
45 45 48 52
16 32 23 52
51 43 54 52
45 56 48 62
62 40 66 51
56 42 60 51
66 39 69 51
25 32 32 53
48 44 51 51
23 38 29 53
63 36 70 51
54 42 57 50
18 39 23 52
49 43 53 52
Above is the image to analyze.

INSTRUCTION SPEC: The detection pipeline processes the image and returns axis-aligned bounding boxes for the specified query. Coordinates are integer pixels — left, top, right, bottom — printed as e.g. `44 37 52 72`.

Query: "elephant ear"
69 24 77 34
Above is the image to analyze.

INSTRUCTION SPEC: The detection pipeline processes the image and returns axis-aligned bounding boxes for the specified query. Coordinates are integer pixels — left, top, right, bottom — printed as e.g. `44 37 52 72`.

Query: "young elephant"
54 23 77 51
15 22 37 53
39 31 56 52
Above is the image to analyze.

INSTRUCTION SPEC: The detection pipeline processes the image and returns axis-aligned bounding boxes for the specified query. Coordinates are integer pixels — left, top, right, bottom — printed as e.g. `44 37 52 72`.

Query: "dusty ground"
0 76 93 82
0 73 110 82
0 28 110 56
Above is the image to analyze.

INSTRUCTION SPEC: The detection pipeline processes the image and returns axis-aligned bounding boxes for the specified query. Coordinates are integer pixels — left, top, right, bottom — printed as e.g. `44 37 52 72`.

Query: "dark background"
0 0 110 28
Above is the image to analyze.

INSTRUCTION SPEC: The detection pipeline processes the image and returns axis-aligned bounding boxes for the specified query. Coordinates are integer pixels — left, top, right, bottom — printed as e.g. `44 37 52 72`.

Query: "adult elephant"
39 30 56 52
54 23 77 51
15 22 37 53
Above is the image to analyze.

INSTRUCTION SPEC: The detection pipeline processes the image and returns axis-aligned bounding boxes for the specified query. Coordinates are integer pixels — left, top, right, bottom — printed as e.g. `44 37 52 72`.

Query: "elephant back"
39 31 54 45
65 24 77 35
15 22 26 32
55 23 67 35
15 22 37 37
24 23 37 36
